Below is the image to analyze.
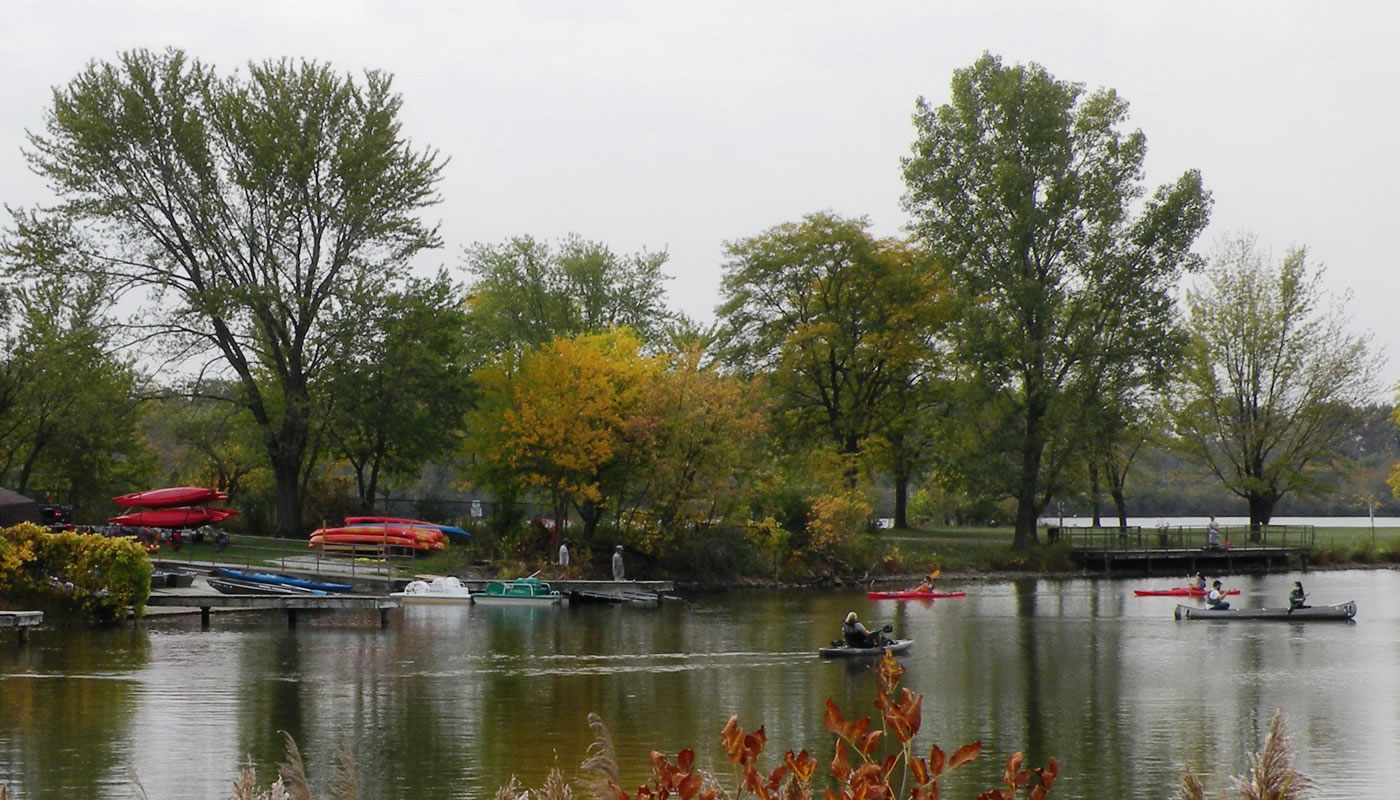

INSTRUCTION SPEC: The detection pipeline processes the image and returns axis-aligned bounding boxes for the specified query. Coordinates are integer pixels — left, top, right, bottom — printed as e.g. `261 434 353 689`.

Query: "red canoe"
866 589 967 600
109 506 240 528
113 486 229 508
1134 587 1240 597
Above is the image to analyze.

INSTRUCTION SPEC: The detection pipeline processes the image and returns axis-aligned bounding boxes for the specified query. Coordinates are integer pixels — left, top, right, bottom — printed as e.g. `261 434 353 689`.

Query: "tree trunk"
271 456 302 538
893 472 910 530
1111 487 1128 531
1012 402 1046 549
1089 463 1102 527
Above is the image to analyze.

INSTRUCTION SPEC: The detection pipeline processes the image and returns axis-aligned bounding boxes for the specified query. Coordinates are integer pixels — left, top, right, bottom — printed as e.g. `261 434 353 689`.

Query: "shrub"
0 523 151 622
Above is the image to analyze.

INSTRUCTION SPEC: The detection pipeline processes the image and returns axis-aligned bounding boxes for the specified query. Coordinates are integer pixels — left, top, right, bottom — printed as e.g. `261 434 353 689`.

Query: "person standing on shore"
612 545 625 581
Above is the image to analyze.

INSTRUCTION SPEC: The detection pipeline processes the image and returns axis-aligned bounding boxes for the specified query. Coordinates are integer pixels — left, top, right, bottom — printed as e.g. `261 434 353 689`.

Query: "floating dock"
145 589 400 629
0 610 42 643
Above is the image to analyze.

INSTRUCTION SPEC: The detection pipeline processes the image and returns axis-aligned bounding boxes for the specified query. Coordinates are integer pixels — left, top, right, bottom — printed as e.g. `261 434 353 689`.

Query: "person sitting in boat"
842 611 891 648
1192 573 1207 591
910 569 941 593
1206 580 1231 610
1288 581 1308 611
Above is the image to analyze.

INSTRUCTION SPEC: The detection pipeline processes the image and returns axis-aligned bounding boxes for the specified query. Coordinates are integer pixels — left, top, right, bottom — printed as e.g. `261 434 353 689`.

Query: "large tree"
902 53 1211 548
463 234 673 355
8 49 443 536
323 274 475 510
717 212 948 493
1175 236 1380 530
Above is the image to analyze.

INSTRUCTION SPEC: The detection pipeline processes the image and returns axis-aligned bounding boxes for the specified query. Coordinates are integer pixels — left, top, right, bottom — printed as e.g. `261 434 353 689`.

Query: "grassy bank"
144 524 1400 585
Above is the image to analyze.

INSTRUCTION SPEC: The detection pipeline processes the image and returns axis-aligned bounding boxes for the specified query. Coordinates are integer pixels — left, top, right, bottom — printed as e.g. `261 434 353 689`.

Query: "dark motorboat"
819 639 914 658
1174 601 1357 621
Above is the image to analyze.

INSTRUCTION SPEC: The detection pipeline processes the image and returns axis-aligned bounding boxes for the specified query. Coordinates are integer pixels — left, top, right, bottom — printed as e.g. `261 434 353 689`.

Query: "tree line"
0 49 1386 567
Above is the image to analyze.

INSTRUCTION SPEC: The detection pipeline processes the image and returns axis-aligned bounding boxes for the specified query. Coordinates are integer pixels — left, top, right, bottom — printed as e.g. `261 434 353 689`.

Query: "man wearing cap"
1206 580 1231 610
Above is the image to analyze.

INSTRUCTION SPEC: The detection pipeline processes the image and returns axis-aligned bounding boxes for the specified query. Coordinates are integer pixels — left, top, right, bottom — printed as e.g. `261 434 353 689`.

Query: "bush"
0 523 151 622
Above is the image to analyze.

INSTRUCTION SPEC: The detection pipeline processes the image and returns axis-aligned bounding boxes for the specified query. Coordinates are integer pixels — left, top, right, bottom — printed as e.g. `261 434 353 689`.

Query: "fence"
1058 524 1316 551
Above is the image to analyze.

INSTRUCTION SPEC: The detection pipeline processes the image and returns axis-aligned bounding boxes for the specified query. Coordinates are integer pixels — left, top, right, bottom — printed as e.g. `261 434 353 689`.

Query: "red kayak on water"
113 486 229 508
1134 587 1240 597
109 506 240 528
866 589 967 600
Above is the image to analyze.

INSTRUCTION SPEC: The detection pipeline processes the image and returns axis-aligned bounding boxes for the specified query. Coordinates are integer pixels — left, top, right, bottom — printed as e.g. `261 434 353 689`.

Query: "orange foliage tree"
467 329 662 541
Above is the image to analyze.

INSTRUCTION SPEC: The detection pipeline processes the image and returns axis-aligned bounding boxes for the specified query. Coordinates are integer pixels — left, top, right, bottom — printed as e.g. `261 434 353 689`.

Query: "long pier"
1064 524 1314 575
145 591 400 629
457 578 675 604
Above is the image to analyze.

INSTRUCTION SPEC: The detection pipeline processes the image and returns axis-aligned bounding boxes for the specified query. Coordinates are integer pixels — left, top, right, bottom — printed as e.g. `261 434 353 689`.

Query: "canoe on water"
866 589 966 600
1135 587 1240 597
819 639 914 658
1174 601 1357 621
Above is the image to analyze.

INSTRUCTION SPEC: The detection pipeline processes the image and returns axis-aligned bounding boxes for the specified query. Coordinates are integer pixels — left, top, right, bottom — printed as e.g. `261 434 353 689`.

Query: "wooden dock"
0 610 42 643
457 579 675 604
1065 524 1314 575
145 592 400 629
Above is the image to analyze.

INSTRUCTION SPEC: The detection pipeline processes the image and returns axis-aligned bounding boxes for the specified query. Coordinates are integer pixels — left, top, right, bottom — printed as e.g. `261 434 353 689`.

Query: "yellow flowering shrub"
0 523 151 621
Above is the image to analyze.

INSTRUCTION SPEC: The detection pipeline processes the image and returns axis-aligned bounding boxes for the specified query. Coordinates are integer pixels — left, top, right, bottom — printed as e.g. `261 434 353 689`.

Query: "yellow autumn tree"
468 329 661 541
618 347 770 554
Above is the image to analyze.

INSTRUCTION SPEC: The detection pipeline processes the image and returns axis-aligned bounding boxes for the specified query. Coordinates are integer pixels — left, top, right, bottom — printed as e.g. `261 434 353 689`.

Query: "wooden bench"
0 610 43 643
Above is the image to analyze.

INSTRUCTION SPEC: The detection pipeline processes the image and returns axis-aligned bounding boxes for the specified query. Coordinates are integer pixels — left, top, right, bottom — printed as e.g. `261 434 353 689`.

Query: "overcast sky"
4 1 1397 394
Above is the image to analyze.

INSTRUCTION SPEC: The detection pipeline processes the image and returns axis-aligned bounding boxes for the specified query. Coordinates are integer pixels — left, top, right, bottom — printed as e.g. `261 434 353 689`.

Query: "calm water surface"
2 570 1397 799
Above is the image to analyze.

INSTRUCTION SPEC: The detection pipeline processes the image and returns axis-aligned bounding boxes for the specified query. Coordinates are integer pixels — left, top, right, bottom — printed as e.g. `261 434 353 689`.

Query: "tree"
8 49 444 536
465 329 661 541
901 53 1211 548
0 272 152 514
616 347 769 548
717 212 948 488
1175 235 1380 530
463 234 673 355
323 274 475 510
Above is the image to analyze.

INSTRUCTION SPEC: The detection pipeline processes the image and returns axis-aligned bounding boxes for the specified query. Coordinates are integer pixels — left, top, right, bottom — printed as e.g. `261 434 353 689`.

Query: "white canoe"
1174 601 1356 621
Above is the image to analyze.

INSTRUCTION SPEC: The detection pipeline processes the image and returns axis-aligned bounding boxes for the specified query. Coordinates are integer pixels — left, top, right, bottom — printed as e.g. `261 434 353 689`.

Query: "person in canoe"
1190 573 1207 592
1288 581 1309 612
842 611 893 648
910 569 941 593
1206 580 1231 610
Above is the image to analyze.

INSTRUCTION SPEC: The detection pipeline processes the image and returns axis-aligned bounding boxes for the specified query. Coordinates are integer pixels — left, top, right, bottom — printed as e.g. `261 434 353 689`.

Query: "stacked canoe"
310 516 469 552
109 486 240 528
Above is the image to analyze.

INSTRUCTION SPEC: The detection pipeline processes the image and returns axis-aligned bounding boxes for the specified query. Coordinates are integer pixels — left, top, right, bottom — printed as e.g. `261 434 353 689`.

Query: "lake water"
3 570 1397 799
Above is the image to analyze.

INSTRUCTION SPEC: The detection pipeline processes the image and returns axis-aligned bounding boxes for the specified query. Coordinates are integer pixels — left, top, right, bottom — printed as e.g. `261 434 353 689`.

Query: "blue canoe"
212 567 352 594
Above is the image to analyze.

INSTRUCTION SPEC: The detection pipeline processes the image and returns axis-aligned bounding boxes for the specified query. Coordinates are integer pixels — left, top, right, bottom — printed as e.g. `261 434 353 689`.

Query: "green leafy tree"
0 272 151 515
323 274 475 510
463 234 673 355
8 49 444 536
1176 235 1380 530
717 212 948 489
901 53 1211 548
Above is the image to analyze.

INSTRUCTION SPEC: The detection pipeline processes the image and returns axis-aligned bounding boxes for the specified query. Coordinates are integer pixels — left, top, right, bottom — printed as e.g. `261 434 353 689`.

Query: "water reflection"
0 571 1395 798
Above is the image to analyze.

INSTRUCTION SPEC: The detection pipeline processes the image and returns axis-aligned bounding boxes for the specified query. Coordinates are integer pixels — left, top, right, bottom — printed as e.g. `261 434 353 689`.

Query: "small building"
0 488 42 527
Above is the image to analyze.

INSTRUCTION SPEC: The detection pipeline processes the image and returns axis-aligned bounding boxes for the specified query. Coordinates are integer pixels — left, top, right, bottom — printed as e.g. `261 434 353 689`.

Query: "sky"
3 1 1397 393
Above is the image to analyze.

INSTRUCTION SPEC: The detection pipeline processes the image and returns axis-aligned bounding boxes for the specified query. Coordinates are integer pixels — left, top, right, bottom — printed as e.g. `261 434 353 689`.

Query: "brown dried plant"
594 650 1057 800
1177 711 1313 800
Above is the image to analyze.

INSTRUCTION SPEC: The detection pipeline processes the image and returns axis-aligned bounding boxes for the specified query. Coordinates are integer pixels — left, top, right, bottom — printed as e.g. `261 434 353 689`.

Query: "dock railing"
1059 524 1315 551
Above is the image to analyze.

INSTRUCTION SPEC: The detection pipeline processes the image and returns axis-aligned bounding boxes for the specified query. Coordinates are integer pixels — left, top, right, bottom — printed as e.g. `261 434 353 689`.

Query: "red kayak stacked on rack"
113 486 229 508
310 523 446 551
1133 587 1240 597
866 589 967 600
109 486 238 528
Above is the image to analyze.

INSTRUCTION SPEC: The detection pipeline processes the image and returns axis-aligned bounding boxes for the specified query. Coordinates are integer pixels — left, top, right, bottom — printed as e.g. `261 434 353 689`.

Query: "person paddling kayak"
909 569 941 593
